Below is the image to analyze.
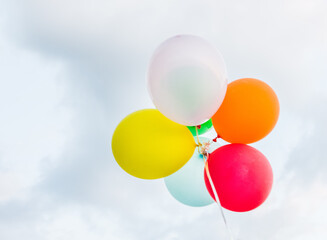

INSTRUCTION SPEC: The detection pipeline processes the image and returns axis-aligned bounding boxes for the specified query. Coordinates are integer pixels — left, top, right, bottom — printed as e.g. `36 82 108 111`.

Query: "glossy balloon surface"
204 144 273 212
148 35 228 126
212 78 279 144
112 109 195 179
165 137 219 207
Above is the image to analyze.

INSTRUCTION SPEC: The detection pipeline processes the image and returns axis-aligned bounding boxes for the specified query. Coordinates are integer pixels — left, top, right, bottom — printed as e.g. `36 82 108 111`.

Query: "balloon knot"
196 125 201 129
212 135 220 142
199 141 210 156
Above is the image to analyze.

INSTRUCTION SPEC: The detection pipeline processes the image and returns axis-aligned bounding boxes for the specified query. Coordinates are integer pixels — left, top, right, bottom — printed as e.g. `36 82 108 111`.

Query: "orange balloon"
212 78 279 144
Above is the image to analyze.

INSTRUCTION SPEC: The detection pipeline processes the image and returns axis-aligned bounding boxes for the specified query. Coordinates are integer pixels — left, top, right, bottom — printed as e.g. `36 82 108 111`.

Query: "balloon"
212 78 279 144
187 119 213 136
112 109 196 179
164 137 219 207
204 144 273 212
148 35 228 126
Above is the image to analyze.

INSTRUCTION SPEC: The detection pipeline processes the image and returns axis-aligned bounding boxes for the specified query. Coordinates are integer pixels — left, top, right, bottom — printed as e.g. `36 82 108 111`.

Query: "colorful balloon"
187 119 213 136
204 144 273 212
164 137 219 207
148 35 228 126
112 109 196 179
212 78 279 144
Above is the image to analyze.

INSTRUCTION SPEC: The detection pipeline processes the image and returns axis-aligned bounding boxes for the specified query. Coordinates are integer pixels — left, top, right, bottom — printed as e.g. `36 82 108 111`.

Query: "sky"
0 0 326 239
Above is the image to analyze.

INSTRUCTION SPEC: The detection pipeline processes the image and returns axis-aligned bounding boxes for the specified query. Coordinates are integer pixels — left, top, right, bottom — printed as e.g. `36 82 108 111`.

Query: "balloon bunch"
112 35 279 234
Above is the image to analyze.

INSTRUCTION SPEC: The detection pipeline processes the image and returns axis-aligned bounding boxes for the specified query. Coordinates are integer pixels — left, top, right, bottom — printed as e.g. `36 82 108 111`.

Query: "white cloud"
0 0 326 239
0 30 71 204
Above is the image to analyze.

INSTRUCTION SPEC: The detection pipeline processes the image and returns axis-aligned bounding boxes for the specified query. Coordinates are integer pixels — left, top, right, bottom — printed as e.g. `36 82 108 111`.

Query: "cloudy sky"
0 0 326 239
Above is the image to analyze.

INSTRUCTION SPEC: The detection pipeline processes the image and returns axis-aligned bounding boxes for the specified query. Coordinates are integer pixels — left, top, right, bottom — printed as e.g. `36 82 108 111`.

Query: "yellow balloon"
112 109 196 179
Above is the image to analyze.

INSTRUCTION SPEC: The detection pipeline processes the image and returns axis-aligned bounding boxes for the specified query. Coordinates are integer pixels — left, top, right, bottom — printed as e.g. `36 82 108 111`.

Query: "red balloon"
204 144 273 212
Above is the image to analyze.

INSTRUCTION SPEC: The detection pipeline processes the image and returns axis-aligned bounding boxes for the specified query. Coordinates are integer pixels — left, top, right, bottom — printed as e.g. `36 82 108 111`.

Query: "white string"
195 126 234 240
204 154 234 240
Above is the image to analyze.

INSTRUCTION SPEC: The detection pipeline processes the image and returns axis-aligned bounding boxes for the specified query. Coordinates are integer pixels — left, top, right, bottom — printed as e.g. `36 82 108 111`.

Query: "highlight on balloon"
111 34 279 238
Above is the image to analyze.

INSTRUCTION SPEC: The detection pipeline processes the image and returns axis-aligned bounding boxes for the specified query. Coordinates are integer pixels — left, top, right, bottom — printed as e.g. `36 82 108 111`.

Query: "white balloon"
148 35 228 126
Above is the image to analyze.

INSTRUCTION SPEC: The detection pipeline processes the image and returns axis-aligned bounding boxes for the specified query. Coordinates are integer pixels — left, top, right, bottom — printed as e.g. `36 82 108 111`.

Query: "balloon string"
204 154 234 240
195 126 201 145
195 128 234 240
195 126 202 154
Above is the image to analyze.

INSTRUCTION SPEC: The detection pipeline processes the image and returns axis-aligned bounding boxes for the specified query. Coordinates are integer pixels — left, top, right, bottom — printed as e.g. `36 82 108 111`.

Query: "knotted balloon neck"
198 141 210 155
194 124 220 153
212 134 220 142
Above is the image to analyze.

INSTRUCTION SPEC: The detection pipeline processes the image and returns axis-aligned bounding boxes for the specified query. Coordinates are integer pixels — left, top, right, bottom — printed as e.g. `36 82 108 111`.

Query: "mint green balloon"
164 137 219 207
187 119 213 136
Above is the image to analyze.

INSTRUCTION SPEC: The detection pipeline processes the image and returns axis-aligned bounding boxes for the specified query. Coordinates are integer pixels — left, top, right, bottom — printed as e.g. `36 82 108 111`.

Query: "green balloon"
187 119 213 136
